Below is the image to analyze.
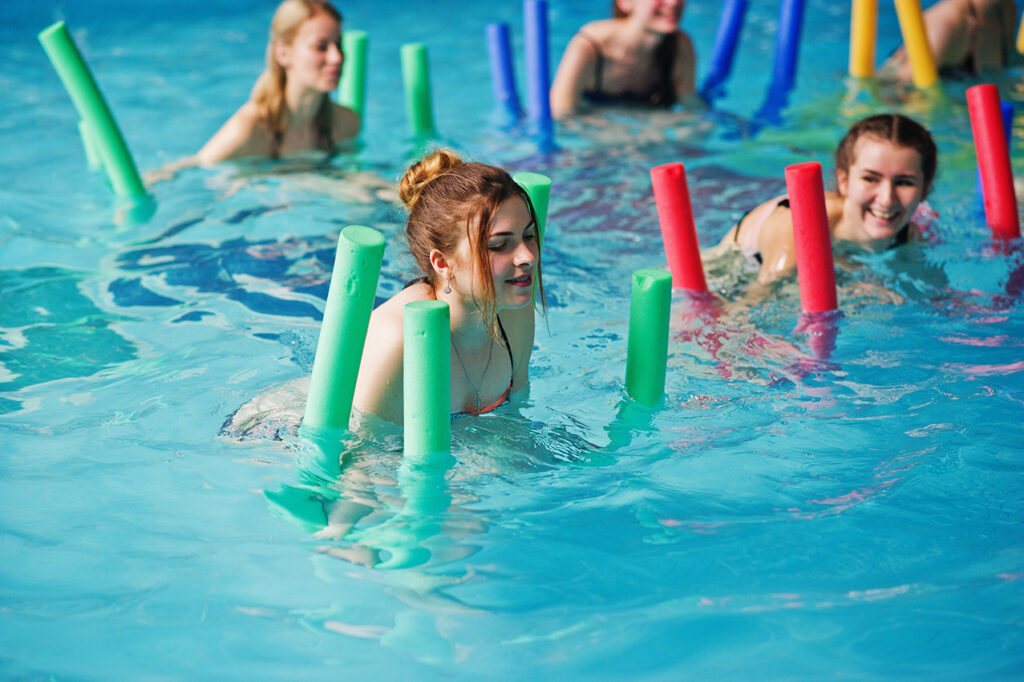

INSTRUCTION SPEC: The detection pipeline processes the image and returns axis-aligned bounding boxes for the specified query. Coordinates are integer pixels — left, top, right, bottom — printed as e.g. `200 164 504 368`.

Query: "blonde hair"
250 0 341 157
399 149 546 338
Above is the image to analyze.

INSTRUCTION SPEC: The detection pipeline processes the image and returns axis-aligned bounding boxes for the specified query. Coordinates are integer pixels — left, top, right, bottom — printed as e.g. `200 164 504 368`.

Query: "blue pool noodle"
771 0 805 96
487 22 522 118
977 101 1015 194
524 0 553 132
699 0 748 103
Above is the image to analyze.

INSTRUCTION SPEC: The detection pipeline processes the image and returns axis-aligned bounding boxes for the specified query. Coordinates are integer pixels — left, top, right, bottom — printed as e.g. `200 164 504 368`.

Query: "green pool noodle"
513 171 551 244
303 225 386 431
38 21 145 198
401 43 436 137
337 30 367 122
625 269 672 407
403 300 450 463
78 119 102 170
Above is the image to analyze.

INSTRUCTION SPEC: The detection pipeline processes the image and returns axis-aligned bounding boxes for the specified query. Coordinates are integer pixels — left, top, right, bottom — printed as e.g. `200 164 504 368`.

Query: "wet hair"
399 149 546 339
835 113 938 198
250 0 341 157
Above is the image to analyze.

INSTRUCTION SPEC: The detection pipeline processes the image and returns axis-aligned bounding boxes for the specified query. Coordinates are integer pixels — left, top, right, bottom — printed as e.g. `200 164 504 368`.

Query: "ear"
428 248 451 281
836 168 849 197
273 42 291 69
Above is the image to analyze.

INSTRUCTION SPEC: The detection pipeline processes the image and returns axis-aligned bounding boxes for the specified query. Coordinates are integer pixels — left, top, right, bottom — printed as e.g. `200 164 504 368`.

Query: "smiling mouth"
507 274 532 287
868 207 901 223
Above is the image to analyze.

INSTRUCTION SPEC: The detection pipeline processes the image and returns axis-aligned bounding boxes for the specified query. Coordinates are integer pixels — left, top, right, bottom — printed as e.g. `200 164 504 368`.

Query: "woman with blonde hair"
351 149 545 425
197 0 359 163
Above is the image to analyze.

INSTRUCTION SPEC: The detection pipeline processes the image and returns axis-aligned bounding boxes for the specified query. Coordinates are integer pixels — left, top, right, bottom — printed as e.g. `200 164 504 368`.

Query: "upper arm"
351 306 406 425
501 305 536 393
196 103 267 165
550 33 598 118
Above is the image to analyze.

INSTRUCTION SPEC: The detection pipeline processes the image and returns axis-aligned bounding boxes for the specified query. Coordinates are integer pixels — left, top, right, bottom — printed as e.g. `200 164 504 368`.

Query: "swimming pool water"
2 0 1023 678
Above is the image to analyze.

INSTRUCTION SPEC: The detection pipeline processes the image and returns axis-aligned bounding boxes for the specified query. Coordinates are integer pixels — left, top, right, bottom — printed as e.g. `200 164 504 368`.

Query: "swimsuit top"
576 31 678 107
734 196 914 265
403 277 514 416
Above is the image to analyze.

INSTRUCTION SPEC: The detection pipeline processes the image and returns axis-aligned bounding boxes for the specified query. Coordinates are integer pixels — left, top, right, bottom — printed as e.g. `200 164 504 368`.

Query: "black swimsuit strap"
496 314 514 373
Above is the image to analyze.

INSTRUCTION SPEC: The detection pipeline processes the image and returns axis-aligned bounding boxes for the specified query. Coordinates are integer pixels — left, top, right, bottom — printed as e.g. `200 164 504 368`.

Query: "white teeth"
869 208 899 221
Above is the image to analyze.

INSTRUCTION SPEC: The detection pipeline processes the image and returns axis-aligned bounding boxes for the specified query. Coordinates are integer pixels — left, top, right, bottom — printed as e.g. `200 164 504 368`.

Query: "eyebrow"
489 220 536 238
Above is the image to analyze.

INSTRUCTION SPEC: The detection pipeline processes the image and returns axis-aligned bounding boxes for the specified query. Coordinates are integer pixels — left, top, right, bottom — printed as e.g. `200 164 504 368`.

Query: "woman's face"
277 12 344 92
619 0 685 33
837 136 926 243
453 196 539 311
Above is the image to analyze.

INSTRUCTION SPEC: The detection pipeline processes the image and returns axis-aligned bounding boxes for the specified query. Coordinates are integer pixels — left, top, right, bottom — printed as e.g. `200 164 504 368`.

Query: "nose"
514 239 537 268
876 180 894 206
327 43 343 65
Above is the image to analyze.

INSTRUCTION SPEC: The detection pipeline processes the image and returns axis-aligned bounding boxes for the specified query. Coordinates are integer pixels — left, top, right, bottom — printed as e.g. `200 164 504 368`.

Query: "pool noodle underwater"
893 0 938 89
38 21 146 198
848 0 877 78
337 30 367 123
650 163 708 292
401 43 436 137
487 22 522 119
699 0 747 103
785 162 838 313
625 269 672 407
524 0 553 135
302 225 386 433
755 0 805 122
967 84 1021 240
512 171 551 244
403 300 451 464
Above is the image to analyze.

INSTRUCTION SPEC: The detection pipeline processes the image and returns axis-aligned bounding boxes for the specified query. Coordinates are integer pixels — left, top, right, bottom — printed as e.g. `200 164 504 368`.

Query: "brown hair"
250 0 341 157
399 149 546 338
835 113 938 198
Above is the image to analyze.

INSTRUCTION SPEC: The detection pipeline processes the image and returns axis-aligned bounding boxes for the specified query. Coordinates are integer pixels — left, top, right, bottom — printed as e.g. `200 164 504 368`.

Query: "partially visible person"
351 149 545 425
197 0 358 164
714 113 938 284
883 0 1020 80
549 0 696 118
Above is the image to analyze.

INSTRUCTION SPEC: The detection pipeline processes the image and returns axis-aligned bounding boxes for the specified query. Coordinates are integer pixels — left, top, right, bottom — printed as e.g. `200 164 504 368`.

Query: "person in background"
713 113 938 284
549 0 697 118
883 0 1019 80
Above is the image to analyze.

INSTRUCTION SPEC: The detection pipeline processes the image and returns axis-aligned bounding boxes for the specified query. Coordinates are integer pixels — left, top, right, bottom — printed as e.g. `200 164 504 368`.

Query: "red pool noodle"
785 162 838 313
967 84 1020 240
650 162 708 291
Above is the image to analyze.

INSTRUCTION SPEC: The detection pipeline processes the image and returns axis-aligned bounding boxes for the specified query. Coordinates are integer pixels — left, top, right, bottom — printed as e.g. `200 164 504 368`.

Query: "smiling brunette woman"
196 0 359 163
714 113 938 284
351 149 545 425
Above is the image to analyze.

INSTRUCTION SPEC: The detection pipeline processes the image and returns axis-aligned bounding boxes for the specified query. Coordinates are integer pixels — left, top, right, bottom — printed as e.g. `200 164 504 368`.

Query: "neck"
284 82 324 126
435 285 493 350
614 18 664 55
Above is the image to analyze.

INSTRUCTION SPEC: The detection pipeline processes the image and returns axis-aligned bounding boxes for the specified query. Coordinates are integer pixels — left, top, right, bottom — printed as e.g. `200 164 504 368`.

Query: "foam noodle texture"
524 0 552 127
303 225 386 431
338 30 367 121
487 23 521 116
403 300 451 463
700 0 748 101
894 0 938 88
626 269 672 407
38 21 145 198
650 163 708 292
967 84 1020 239
513 171 551 243
785 162 838 313
849 0 877 78
401 43 435 137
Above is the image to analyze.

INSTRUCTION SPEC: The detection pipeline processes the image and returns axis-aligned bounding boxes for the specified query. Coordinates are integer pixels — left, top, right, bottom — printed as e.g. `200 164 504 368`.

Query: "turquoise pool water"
2 0 1023 678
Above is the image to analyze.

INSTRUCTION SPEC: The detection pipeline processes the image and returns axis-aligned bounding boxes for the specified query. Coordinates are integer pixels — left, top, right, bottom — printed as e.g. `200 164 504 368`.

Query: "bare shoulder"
196 102 272 164
331 103 360 142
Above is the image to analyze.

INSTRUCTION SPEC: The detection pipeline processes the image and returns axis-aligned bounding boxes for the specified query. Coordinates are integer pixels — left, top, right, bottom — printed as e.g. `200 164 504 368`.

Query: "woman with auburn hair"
197 0 359 164
351 149 545 425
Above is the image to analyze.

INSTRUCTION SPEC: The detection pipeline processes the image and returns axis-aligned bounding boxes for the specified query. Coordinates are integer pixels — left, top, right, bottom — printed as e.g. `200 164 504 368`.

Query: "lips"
506 273 532 287
867 206 902 225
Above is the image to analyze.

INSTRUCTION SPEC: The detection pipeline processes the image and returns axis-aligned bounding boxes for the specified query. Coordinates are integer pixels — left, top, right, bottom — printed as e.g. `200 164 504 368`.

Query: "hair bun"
398 148 464 209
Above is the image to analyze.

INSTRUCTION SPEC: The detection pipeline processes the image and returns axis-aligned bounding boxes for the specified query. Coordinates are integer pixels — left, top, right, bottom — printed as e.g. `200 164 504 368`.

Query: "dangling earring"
443 280 452 295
